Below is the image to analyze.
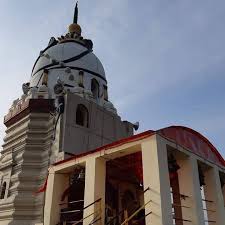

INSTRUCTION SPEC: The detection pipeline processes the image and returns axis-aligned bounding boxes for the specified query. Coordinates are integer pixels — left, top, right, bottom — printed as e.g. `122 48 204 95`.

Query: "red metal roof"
158 126 225 167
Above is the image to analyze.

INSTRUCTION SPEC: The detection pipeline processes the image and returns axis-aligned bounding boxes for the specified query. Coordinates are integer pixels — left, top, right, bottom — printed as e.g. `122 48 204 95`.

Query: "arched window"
76 104 89 127
91 79 99 99
103 85 108 101
0 182 7 199
78 70 84 88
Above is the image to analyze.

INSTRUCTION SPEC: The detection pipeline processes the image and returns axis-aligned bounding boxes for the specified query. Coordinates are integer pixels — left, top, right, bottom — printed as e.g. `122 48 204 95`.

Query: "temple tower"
0 3 134 225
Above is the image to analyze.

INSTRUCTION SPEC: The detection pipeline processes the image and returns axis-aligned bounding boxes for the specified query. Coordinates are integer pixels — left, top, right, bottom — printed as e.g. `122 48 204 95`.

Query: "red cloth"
169 171 178 180
35 175 48 194
116 152 143 183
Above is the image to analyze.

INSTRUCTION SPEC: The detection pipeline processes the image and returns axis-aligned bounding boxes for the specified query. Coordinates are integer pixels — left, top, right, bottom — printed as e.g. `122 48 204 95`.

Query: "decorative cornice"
4 99 54 127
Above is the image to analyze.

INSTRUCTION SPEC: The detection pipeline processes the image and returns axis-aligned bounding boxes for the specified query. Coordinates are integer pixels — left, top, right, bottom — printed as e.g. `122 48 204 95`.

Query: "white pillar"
141 135 173 225
83 157 106 225
44 170 69 225
219 172 225 208
177 156 205 225
222 182 225 206
204 167 225 225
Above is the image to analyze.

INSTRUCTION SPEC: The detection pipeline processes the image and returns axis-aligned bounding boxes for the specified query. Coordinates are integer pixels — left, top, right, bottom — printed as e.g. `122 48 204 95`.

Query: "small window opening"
76 104 89 127
0 182 7 199
91 79 99 99
103 85 108 101
78 70 84 88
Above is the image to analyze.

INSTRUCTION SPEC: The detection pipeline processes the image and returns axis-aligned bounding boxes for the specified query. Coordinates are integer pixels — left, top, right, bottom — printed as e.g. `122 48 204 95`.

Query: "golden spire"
68 1 82 35
73 2 78 24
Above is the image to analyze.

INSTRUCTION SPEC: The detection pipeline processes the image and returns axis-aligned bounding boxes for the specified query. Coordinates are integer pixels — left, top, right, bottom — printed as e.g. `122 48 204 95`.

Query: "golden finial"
68 1 82 35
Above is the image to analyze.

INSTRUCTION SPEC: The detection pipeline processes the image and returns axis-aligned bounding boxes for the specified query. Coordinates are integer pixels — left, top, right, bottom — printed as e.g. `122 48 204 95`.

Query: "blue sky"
0 0 225 157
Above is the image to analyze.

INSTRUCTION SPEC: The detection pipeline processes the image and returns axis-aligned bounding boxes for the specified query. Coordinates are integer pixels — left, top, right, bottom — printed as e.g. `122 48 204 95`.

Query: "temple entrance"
105 152 146 225
59 167 85 225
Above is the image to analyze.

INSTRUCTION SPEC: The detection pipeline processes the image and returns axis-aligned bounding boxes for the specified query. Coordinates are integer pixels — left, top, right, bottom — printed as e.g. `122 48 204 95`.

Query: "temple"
0 3 224 225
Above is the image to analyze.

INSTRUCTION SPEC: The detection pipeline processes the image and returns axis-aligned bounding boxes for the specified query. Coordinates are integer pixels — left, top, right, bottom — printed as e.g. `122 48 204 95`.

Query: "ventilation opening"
103 85 108 101
76 104 89 127
91 79 99 99
78 70 84 88
0 182 7 199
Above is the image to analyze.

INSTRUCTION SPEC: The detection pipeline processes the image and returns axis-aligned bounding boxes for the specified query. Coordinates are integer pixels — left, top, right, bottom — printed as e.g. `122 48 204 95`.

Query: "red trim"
53 130 155 166
4 99 54 127
35 175 48 194
54 126 225 168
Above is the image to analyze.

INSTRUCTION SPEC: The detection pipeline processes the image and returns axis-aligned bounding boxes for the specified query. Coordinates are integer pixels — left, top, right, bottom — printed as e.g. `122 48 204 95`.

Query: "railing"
202 198 214 203
172 215 192 223
89 217 101 225
120 200 152 225
71 208 101 225
60 198 102 225
171 190 192 223
172 203 191 209
60 200 84 206
171 191 189 200
105 187 150 225
202 198 216 224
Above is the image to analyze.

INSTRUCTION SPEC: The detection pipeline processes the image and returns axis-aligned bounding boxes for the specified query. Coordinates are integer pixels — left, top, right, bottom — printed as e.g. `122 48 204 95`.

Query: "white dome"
30 41 106 88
